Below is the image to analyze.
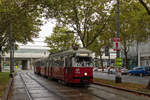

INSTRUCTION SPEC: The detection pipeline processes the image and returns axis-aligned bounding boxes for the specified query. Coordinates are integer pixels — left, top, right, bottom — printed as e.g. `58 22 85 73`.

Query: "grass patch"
0 72 10 99
94 78 150 94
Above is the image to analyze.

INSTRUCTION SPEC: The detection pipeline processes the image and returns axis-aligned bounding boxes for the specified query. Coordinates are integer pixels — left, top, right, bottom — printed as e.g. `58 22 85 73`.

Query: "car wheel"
140 73 143 77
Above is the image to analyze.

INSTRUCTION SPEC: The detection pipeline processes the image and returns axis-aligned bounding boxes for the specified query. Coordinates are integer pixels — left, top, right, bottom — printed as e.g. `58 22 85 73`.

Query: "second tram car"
34 48 93 85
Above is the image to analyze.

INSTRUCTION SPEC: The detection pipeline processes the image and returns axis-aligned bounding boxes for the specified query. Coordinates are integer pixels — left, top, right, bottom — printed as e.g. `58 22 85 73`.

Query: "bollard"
115 75 122 83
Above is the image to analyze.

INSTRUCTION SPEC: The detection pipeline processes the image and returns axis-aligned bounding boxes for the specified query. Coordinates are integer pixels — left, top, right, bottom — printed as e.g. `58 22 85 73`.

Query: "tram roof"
49 48 91 57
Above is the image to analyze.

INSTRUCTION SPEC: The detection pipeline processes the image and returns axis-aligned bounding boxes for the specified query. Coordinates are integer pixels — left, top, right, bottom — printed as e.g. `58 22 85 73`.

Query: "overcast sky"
20 20 56 48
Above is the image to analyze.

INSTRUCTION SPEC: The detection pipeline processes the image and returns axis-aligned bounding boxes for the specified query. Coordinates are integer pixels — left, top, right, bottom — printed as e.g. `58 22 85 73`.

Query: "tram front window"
73 56 93 67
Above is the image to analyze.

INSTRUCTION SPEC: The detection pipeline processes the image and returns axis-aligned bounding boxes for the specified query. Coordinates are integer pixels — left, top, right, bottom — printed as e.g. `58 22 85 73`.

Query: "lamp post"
115 0 122 83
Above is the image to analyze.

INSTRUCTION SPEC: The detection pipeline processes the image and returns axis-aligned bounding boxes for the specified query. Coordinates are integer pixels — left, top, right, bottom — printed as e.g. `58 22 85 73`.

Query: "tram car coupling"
34 48 93 85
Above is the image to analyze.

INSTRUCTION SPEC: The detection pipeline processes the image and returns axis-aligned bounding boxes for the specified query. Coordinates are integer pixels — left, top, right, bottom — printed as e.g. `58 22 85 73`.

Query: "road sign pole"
115 0 122 83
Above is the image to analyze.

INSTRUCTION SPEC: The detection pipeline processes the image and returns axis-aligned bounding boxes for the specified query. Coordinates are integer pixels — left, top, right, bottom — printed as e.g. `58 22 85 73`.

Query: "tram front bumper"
73 76 93 83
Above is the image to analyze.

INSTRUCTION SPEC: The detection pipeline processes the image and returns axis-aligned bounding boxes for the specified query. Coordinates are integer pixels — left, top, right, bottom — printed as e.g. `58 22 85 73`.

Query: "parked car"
128 66 150 76
121 68 128 75
109 67 116 74
93 67 98 71
104 67 109 73
103 67 116 74
97 68 103 72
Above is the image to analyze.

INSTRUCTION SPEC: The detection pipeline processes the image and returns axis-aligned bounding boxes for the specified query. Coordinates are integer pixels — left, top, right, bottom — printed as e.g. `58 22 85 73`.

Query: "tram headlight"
84 72 87 76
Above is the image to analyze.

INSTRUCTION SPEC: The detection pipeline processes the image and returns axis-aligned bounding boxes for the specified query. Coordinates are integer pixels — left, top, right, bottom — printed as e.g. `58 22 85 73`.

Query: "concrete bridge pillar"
27 59 33 70
22 60 33 70
22 60 27 70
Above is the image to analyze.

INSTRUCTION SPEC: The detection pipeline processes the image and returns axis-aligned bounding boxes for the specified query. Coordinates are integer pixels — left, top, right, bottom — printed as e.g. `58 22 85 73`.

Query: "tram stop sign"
113 38 121 51
116 57 122 67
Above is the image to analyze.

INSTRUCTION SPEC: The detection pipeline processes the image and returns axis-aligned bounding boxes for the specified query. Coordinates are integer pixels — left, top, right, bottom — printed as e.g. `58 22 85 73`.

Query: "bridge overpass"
2 47 49 70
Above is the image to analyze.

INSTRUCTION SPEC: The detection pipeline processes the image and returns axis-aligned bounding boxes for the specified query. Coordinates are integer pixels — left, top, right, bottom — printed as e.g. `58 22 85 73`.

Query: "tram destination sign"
76 53 89 56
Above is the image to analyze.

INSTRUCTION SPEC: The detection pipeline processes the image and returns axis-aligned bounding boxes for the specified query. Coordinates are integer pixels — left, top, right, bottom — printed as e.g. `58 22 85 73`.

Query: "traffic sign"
113 38 121 51
116 57 122 67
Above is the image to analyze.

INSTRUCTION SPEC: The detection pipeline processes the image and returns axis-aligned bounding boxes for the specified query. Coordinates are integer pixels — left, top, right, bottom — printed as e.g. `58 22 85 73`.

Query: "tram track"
29 72 115 100
27 71 150 100
26 72 66 100
29 72 108 100
19 73 33 100
19 71 66 100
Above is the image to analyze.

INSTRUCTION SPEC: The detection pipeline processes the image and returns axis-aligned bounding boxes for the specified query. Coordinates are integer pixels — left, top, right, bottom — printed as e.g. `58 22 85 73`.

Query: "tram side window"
53 58 58 67
51 58 54 67
41 60 44 67
48 59 52 67
59 57 64 67
45 60 47 67
65 57 72 67
37 61 41 66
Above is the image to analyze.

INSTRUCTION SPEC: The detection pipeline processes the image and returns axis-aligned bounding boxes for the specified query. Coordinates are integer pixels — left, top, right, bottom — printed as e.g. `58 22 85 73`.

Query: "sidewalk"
10 71 62 100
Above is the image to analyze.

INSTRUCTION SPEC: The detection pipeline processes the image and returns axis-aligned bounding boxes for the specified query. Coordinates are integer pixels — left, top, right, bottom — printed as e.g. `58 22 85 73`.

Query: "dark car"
128 66 150 76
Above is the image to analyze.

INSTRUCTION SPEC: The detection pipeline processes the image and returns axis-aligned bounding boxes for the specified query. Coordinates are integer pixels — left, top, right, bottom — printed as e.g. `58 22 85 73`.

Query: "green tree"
89 32 113 70
139 0 150 15
45 25 76 53
109 0 150 69
0 0 43 71
44 0 112 48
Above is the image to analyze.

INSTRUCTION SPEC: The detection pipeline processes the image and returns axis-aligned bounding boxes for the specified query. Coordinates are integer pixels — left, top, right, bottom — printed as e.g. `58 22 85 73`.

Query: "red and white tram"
34 48 93 85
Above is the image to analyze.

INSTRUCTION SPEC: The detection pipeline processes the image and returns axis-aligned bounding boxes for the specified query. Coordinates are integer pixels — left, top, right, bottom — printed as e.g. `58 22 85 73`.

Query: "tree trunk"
99 50 104 71
124 49 128 69
136 41 139 66
108 52 111 67
123 41 128 69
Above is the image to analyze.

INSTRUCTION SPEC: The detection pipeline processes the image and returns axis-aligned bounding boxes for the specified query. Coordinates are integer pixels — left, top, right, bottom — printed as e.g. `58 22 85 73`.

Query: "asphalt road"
93 71 150 85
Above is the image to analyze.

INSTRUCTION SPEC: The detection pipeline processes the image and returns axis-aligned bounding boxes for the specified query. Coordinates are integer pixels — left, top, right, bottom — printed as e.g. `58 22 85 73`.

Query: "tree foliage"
138 0 150 15
0 0 43 52
109 0 150 68
88 32 113 69
45 25 76 53
43 0 112 48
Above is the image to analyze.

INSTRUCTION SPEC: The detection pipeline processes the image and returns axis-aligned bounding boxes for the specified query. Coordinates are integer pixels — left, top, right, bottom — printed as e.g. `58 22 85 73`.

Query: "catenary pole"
115 0 122 83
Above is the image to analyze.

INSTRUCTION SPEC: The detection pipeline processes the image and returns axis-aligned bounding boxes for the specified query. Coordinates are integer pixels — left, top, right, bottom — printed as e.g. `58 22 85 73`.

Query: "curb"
2 78 13 100
93 82 150 97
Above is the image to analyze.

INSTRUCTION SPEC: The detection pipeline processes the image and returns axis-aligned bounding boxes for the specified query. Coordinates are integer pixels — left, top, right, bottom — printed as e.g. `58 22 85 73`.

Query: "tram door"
64 57 72 82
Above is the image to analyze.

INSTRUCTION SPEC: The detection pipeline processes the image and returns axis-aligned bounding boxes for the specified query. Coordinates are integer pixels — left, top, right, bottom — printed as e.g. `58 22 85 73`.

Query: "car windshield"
72 56 93 67
145 66 150 71
133 67 144 70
